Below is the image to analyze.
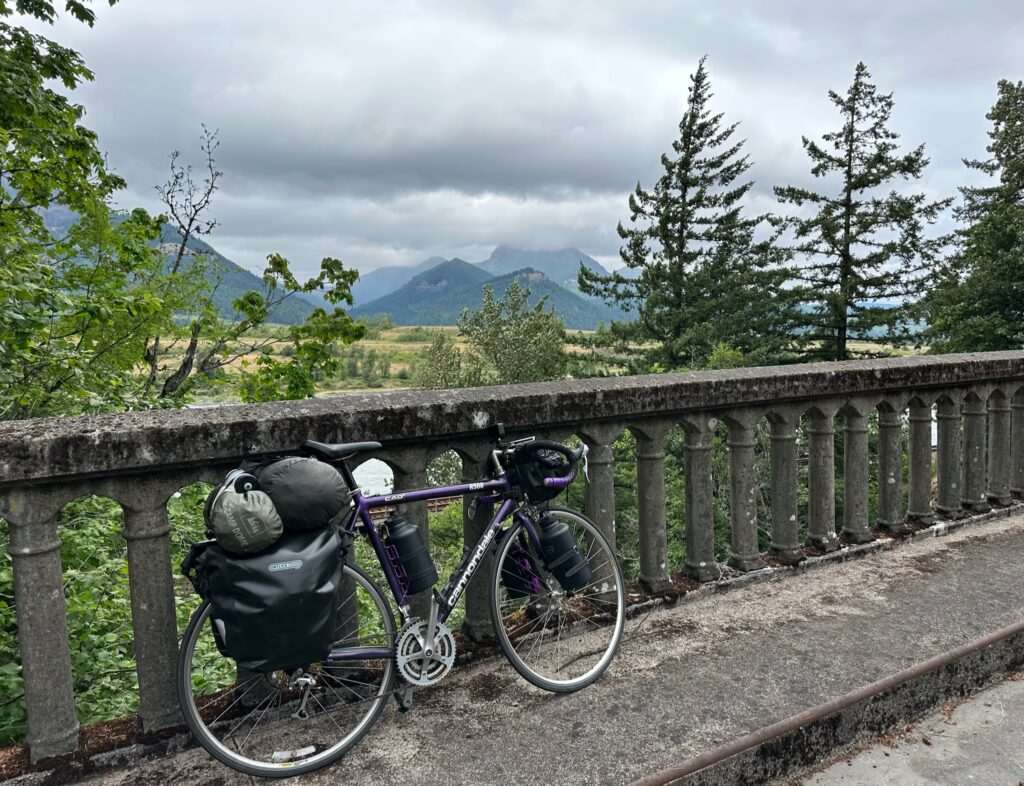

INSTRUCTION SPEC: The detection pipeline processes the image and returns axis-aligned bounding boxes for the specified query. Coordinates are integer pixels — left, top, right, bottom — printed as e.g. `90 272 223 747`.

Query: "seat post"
335 461 358 492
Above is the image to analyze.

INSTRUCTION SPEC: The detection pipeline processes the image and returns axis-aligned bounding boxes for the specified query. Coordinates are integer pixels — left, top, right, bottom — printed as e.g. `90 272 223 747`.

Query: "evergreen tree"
920 80 1024 352
774 62 951 361
579 57 799 371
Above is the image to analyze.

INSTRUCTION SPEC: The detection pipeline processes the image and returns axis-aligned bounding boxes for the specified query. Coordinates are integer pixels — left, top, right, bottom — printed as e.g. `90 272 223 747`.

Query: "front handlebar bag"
511 444 574 502
199 526 343 672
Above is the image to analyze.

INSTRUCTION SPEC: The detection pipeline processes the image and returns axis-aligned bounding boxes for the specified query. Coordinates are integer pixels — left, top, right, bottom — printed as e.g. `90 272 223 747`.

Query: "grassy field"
182 326 920 405
185 324 603 403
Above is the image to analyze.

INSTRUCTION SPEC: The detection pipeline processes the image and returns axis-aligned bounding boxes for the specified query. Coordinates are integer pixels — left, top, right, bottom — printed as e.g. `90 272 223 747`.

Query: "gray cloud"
36 1 1024 278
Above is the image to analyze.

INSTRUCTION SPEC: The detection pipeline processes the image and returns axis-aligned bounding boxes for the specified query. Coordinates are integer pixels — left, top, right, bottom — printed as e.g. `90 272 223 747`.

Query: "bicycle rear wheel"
490 507 625 692
178 563 395 778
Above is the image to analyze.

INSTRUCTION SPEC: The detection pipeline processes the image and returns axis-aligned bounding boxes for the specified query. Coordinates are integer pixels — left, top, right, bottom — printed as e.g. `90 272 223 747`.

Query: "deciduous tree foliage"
920 80 1024 352
579 57 799 371
773 62 950 361
457 280 569 384
0 2 363 417
413 280 568 389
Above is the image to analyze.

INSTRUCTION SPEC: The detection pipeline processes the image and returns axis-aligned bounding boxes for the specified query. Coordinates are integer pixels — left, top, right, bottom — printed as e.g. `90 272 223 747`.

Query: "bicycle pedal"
394 685 414 712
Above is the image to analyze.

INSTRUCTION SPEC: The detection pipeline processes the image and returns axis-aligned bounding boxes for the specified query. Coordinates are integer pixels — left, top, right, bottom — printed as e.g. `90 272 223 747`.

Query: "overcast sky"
36 1 1024 278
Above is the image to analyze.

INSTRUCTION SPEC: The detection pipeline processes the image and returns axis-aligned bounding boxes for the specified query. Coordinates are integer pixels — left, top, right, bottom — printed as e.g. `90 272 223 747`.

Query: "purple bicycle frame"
325 472 543 663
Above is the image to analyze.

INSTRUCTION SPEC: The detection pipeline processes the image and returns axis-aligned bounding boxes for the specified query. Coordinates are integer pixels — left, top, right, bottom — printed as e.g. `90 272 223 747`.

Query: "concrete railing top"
2 351 1024 487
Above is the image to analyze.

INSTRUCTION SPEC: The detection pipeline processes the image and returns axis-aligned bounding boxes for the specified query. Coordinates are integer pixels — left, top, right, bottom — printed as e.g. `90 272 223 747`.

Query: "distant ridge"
353 266 624 330
476 246 607 292
350 257 447 306
350 258 492 319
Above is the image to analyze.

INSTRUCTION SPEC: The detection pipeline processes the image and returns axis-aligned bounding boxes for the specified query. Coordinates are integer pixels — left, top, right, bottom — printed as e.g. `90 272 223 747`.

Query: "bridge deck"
61 511 1024 786
798 673 1024 785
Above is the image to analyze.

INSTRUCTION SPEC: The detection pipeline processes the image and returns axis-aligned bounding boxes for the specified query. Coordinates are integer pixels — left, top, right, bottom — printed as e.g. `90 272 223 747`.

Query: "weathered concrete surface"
796 673 1024 785
41 512 1024 786
2 352 1023 487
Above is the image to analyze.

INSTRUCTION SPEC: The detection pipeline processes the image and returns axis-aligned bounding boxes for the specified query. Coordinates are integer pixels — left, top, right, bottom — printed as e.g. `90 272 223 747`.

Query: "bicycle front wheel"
490 507 625 692
177 563 396 778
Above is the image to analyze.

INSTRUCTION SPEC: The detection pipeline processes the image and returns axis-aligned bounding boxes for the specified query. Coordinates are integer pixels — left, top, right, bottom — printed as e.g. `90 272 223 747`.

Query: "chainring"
395 618 456 687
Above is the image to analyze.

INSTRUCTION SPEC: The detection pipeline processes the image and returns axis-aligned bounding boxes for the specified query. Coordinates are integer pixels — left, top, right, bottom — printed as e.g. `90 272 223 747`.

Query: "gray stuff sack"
204 469 284 555
254 457 351 531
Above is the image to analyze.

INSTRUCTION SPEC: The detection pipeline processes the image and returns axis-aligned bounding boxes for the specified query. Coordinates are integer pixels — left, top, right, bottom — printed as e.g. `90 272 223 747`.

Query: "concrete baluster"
768 410 803 564
1 489 80 761
986 390 1012 506
935 395 963 518
876 401 906 534
841 402 873 544
681 415 720 581
579 424 623 555
806 406 839 552
961 393 990 512
119 478 184 731
725 413 763 571
1013 389 1024 499
906 399 935 524
632 422 672 592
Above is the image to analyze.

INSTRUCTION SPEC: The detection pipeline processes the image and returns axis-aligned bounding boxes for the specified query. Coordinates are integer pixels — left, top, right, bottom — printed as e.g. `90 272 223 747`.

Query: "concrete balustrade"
2 352 1024 761
987 391 1012 506
1013 390 1024 499
962 393 991 512
725 413 762 571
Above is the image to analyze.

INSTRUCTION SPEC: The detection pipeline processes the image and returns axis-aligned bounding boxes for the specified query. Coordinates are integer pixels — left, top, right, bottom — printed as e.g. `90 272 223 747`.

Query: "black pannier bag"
252 457 351 531
195 526 344 672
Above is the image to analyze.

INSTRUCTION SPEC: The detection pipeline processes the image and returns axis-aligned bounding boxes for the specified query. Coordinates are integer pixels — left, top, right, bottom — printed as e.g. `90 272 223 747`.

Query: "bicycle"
178 423 626 778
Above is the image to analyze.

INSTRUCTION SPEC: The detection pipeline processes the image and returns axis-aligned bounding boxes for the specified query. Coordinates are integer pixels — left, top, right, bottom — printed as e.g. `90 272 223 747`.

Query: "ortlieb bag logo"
269 559 303 572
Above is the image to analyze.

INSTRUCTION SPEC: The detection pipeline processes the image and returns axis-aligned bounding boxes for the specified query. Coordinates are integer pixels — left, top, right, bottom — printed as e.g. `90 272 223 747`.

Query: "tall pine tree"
579 57 799 372
773 62 950 361
920 79 1024 352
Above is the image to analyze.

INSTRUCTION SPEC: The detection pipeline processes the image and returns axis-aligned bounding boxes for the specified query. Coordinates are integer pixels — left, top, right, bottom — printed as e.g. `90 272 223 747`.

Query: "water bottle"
537 512 592 592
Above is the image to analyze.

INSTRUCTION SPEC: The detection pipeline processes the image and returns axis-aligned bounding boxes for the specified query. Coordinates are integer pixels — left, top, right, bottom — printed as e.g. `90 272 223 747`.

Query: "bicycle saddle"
303 439 382 460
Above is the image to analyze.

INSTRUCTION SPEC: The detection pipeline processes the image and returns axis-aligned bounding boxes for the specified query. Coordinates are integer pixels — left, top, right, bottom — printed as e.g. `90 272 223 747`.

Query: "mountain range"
349 245 623 329
42 207 624 329
349 257 624 330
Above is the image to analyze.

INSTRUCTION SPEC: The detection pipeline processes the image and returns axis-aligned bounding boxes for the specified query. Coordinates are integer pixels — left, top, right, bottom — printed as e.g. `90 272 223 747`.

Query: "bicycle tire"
177 562 396 778
489 507 625 692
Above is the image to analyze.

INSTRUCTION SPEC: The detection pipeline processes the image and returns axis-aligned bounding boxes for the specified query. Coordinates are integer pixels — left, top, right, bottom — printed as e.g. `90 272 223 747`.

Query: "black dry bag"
254 457 351 531
537 512 592 593
200 527 344 672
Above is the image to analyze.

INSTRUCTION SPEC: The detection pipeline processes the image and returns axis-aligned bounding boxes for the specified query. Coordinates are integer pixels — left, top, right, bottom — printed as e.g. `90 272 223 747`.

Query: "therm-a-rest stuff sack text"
203 470 284 555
